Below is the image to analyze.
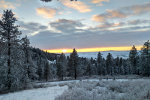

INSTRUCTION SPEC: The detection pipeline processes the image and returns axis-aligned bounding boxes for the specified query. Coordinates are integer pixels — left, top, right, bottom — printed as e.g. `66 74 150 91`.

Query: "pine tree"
44 61 50 81
37 55 44 80
140 40 150 76
129 45 138 74
119 57 123 74
97 52 103 75
77 57 87 77
89 57 97 75
0 56 8 91
115 57 119 74
22 36 30 78
122 59 130 75
86 62 91 76
56 53 66 80
102 58 106 75
106 53 114 75
67 48 78 79
0 10 22 90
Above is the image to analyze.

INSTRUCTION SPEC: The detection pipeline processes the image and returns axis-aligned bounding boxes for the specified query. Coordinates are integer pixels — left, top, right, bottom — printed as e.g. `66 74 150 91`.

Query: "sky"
0 0 150 53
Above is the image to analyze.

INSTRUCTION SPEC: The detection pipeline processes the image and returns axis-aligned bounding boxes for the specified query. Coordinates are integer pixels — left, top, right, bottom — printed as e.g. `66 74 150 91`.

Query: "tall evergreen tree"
119 57 123 74
86 62 92 77
44 61 50 81
67 48 78 79
56 53 67 80
129 45 138 74
106 53 114 75
140 40 150 76
22 36 30 78
115 57 119 74
0 10 22 89
97 52 103 75
90 57 97 75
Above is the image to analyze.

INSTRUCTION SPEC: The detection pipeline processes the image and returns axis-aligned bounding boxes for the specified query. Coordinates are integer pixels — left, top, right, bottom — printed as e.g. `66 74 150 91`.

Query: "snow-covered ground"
0 85 68 100
65 51 129 59
0 78 150 100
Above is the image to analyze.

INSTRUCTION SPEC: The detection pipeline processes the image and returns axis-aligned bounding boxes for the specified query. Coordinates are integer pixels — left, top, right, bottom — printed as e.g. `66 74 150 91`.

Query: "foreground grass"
56 79 150 100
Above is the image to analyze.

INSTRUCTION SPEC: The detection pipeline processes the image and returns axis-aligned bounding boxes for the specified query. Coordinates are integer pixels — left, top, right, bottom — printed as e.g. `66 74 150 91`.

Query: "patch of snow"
0 86 68 100
48 60 56 64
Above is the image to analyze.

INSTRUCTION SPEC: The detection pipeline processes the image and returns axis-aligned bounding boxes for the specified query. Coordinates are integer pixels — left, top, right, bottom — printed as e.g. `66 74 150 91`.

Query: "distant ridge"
65 51 130 59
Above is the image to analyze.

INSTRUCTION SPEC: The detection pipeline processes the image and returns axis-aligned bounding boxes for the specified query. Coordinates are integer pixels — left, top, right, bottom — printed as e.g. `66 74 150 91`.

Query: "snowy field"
65 51 130 59
0 78 150 100
56 79 150 100
0 84 68 100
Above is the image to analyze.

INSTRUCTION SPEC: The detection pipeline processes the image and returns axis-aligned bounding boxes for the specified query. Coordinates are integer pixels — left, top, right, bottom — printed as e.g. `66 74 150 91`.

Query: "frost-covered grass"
0 79 150 100
56 79 150 100
77 75 146 80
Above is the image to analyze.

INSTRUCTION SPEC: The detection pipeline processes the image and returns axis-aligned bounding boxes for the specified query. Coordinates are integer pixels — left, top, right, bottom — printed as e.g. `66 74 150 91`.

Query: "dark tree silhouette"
129 45 138 74
68 48 78 79
140 40 150 76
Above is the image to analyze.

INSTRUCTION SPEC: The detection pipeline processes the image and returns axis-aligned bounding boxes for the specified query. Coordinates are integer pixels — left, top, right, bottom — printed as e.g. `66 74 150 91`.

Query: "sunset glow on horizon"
44 46 143 53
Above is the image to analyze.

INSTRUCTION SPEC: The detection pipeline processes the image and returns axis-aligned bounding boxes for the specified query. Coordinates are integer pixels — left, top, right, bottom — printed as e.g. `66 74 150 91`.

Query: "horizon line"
43 46 143 53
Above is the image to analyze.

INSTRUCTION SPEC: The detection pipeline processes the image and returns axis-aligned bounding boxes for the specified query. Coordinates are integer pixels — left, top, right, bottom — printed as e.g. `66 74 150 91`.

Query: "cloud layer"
91 0 109 6
0 0 15 9
36 7 57 18
26 18 150 49
18 21 48 36
92 3 150 22
1 0 149 49
50 19 84 33
61 0 91 13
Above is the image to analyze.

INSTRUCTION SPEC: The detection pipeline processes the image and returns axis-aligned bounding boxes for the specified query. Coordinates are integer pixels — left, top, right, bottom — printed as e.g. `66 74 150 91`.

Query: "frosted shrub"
55 87 101 100
107 81 125 93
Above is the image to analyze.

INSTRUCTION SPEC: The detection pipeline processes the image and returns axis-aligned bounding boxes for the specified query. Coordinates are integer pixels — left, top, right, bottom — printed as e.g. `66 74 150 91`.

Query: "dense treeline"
56 41 150 80
0 10 150 93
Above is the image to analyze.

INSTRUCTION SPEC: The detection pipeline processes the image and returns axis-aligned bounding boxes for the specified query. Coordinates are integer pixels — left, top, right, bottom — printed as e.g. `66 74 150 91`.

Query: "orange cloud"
0 0 18 9
106 10 126 18
92 15 105 22
61 0 91 13
92 0 109 6
131 3 150 14
92 3 150 23
36 7 56 18
92 10 126 22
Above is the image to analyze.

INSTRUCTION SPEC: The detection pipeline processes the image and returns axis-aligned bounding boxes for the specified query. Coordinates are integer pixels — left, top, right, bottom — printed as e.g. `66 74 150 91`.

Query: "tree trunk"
75 66 77 79
7 31 11 89
26 48 30 78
